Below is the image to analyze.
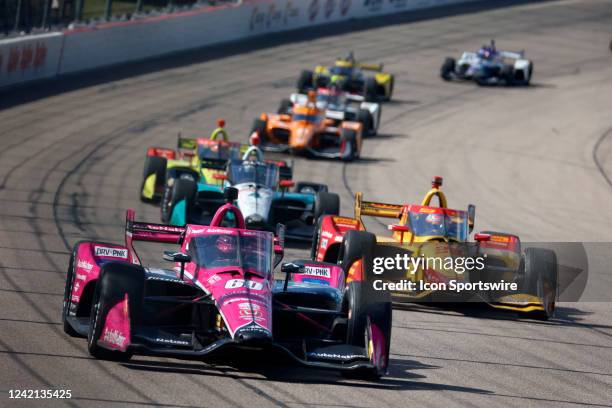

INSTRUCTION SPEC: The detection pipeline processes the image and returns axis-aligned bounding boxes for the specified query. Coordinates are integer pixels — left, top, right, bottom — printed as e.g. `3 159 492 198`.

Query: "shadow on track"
394 302 612 332
120 357 493 394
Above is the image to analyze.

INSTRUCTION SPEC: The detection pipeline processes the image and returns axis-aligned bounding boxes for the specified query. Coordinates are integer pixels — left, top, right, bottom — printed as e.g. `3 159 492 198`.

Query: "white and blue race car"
441 41 533 86
166 146 340 241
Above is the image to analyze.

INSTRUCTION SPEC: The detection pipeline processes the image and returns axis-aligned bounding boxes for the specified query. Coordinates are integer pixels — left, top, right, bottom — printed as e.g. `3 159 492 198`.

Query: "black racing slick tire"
340 128 359 161
168 176 197 225
62 244 82 337
277 98 293 115
502 64 515 86
310 215 324 260
140 155 167 203
339 230 376 273
345 281 368 347
440 57 456 81
364 78 378 102
523 247 558 320
87 262 144 361
343 281 392 381
526 62 533 85
297 70 314 93
160 168 198 223
314 192 340 221
386 75 394 101
251 118 269 144
357 109 374 137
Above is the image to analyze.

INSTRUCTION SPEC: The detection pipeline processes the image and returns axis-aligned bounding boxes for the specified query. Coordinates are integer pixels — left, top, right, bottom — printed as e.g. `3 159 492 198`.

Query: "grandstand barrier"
0 0 475 88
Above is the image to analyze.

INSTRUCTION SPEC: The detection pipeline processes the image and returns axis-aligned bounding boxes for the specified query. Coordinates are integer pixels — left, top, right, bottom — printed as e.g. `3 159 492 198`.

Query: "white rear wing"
499 50 525 60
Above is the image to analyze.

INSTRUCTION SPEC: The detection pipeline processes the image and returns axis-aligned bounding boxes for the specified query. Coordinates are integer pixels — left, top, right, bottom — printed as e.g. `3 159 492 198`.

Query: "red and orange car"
251 92 363 161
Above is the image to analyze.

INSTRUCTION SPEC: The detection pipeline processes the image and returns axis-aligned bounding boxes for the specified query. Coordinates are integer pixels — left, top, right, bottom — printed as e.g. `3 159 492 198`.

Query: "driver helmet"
215 235 236 255
478 42 496 60
425 213 444 227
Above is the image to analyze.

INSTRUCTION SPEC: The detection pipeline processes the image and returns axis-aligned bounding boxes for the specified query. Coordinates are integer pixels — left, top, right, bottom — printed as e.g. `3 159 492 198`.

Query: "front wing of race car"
126 335 384 373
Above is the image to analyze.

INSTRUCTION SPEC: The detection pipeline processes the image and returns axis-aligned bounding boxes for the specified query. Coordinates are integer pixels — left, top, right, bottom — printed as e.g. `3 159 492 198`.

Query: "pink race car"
62 189 392 380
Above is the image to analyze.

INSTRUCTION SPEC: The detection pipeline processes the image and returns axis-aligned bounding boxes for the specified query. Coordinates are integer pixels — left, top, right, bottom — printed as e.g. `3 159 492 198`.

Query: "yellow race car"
297 52 394 102
311 176 558 320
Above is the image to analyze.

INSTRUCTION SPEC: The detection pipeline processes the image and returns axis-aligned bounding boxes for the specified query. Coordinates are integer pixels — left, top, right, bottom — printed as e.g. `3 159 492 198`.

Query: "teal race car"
165 146 340 241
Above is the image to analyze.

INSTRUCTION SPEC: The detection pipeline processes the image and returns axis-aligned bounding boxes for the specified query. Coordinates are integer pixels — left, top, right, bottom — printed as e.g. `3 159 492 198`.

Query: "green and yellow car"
140 120 244 205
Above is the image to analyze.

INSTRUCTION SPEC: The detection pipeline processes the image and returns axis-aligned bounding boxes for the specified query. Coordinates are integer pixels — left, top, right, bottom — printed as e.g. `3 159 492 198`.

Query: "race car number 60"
224 279 264 290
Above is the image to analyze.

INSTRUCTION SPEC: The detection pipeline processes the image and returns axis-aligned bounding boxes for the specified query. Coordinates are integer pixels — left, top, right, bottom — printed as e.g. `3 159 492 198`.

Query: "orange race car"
250 91 363 161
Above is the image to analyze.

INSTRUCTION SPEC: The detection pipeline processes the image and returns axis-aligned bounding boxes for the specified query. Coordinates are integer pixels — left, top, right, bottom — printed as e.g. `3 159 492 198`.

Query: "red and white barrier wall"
0 0 474 88
0 33 64 88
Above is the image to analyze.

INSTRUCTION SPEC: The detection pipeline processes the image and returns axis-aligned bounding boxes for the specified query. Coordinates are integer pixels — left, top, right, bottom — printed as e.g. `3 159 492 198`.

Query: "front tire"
297 70 314 93
526 62 533 85
440 57 456 81
140 156 167 203
277 99 293 114
62 247 81 337
340 128 359 161
87 262 144 361
251 118 269 145
385 75 394 101
523 247 558 320
314 192 340 221
343 280 392 381
340 230 376 273
502 64 515 86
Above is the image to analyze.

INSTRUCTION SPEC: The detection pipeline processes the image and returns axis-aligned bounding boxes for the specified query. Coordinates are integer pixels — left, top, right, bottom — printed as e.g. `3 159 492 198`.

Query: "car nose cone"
234 327 272 345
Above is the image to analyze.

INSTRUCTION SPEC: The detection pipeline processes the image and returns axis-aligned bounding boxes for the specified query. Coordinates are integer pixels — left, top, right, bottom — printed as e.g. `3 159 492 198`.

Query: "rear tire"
364 78 378 102
440 57 456 81
340 230 376 272
523 247 558 320
87 262 144 361
386 75 394 101
340 128 359 161
160 182 173 224
251 119 269 145
140 156 167 203
277 99 293 114
357 109 374 137
161 169 198 223
310 215 324 260
297 70 314 93
314 192 340 221
526 62 533 85
168 176 197 226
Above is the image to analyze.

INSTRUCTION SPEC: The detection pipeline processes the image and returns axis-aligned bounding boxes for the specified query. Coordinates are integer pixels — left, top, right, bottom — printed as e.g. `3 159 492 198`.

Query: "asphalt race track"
1 0 612 406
